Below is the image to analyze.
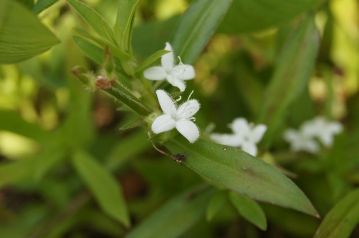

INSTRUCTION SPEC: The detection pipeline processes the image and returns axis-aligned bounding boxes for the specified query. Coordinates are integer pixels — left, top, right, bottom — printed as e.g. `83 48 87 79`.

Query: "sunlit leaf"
0 0 59 64
72 151 130 227
166 138 318 217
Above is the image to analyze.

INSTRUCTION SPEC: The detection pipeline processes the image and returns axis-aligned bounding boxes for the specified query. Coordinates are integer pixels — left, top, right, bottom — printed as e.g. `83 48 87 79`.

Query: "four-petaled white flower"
144 42 195 92
151 90 200 143
283 117 343 153
302 117 343 147
211 118 267 156
283 129 320 153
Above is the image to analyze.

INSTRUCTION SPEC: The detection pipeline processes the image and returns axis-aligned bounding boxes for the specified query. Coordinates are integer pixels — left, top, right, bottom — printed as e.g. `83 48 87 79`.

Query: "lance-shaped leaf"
314 189 359 238
127 186 212 238
166 138 318 217
67 0 116 44
220 0 323 33
229 191 267 230
172 0 233 64
259 18 320 144
33 0 58 14
73 35 104 64
0 0 59 64
72 151 130 227
114 0 141 52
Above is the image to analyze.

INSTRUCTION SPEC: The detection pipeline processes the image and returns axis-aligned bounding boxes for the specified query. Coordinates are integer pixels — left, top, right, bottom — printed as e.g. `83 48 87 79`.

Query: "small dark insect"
173 153 186 163
95 75 115 89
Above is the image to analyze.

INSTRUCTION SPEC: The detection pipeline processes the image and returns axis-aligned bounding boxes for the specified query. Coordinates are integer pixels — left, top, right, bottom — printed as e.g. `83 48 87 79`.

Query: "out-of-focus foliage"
0 0 358 237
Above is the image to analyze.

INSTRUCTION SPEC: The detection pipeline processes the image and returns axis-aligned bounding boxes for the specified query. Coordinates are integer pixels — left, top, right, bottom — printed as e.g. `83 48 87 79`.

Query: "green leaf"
206 191 226 221
0 110 47 142
33 0 58 14
259 18 320 144
219 0 323 33
0 160 32 188
136 49 168 73
172 0 233 64
106 130 150 170
67 0 116 44
166 138 318 217
72 151 130 227
73 35 104 64
114 0 141 52
228 191 267 230
127 186 212 238
0 0 59 64
314 189 359 238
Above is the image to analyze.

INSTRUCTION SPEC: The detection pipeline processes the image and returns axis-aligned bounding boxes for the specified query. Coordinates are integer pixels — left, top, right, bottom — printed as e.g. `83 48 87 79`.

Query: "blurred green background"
0 0 358 237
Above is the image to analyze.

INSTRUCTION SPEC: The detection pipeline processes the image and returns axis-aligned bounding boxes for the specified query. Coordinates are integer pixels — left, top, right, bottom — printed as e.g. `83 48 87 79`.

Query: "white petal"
166 75 186 92
283 129 299 143
156 90 177 115
251 124 267 143
176 120 199 143
319 134 333 147
241 142 257 156
177 99 200 119
151 114 176 134
172 64 195 80
211 133 242 147
161 42 175 71
329 123 343 134
144 66 166 80
230 118 250 134
303 140 320 153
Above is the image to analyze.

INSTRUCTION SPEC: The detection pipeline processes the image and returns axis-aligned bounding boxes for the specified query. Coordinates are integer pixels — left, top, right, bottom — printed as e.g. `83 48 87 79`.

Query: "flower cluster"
145 43 268 154
210 118 267 156
145 43 200 143
284 117 343 153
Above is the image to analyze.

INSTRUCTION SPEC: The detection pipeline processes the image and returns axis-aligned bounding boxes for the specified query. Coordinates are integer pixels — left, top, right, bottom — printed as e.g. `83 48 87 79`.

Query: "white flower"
283 129 320 153
144 42 195 92
211 118 267 156
151 89 200 143
302 117 343 147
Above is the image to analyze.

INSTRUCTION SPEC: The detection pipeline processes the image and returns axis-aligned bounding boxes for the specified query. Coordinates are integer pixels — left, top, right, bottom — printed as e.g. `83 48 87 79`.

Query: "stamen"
175 95 182 102
177 56 183 64
187 90 194 101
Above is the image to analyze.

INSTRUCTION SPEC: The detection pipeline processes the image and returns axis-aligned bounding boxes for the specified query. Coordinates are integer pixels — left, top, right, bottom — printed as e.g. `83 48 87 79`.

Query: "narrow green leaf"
172 0 233 63
206 191 226 221
136 49 168 73
72 151 130 227
33 0 58 14
259 18 320 144
0 110 47 142
314 189 359 238
67 0 116 44
0 0 59 64
73 35 104 64
220 0 323 33
0 160 32 188
229 191 267 230
127 186 212 238
166 138 318 217
115 0 141 52
106 130 150 170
